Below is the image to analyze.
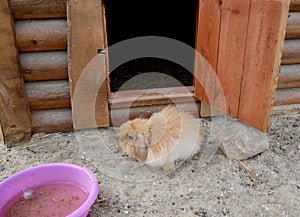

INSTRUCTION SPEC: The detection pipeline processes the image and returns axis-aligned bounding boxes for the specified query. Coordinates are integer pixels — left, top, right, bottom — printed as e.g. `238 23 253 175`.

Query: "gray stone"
220 120 269 160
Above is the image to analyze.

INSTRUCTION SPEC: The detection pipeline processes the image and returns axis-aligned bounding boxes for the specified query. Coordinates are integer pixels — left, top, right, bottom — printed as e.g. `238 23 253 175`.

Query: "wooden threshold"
109 86 195 109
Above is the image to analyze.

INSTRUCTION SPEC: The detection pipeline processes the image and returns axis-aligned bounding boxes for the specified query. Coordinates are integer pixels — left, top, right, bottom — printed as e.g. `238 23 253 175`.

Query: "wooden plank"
15 19 67 52
11 0 66 19
31 108 73 133
194 0 221 105
200 101 225 117
0 0 31 146
282 39 300 64
110 102 200 127
25 84 194 110
102 0 111 97
25 80 70 109
290 0 300 11
213 0 251 116
275 88 300 105
278 64 300 89
109 86 195 109
238 0 290 132
199 102 228 117
67 0 109 129
286 12 300 38
20 51 68 81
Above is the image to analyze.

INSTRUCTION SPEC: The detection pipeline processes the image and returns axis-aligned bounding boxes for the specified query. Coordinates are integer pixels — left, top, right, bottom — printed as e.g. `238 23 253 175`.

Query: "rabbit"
119 105 201 176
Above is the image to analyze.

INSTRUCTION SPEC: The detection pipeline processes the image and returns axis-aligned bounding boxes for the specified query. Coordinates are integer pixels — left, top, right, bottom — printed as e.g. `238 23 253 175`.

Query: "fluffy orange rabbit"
119 105 201 176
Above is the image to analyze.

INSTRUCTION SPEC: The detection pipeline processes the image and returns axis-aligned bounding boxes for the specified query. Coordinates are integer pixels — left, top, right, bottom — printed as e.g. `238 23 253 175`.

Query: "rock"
220 120 269 160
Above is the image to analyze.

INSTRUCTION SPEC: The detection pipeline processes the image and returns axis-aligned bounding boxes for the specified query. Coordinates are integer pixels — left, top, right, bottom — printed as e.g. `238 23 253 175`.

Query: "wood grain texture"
20 51 68 81
238 0 290 132
0 0 31 146
282 39 300 64
68 0 109 129
290 0 300 11
11 0 66 19
15 19 67 52
194 0 221 105
109 86 195 109
195 0 289 131
214 0 251 116
278 64 300 88
31 108 73 133
286 12 300 38
102 0 111 97
110 102 200 127
275 88 300 105
200 101 224 117
25 80 70 109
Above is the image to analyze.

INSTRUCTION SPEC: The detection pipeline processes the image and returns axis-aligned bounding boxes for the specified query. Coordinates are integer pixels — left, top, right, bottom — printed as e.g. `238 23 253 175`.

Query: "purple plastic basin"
0 163 99 217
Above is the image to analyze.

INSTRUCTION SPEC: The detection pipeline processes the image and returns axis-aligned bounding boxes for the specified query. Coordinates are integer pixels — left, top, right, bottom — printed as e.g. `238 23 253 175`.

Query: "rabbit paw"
163 162 175 178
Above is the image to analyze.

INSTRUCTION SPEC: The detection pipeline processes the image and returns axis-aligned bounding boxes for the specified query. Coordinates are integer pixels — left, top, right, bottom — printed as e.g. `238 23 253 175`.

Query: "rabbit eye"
127 135 134 140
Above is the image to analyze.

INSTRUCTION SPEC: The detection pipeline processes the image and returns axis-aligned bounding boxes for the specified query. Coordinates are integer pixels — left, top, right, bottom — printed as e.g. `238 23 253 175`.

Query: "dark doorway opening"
104 0 198 92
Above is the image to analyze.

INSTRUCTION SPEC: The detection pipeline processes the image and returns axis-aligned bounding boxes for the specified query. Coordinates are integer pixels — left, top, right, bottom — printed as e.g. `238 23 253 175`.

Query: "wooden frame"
0 0 31 146
67 0 109 130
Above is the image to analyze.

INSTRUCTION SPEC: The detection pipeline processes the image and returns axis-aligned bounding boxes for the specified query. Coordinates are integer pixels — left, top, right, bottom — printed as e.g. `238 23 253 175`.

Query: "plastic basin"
0 163 99 217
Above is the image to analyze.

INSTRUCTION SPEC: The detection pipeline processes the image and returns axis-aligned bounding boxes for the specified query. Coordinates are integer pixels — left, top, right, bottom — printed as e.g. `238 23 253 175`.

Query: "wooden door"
194 0 290 132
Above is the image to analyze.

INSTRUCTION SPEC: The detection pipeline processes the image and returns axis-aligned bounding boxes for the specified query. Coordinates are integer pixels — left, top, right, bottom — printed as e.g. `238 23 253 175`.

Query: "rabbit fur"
119 105 201 175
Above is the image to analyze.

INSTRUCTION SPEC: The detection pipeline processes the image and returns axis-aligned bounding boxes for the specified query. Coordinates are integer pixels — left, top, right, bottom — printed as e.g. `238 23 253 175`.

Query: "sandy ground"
0 106 299 217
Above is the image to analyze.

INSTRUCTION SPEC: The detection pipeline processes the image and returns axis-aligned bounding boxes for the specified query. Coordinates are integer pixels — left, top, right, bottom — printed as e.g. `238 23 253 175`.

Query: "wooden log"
68 0 109 130
25 80 70 110
31 108 73 133
282 39 300 64
109 86 195 109
286 12 300 39
110 102 200 127
11 0 66 19
278 64 300 89
274 88 300 106
290 0 300 11
31 102 200 132
15 19 67 52
0 0 31 146
20 51 68 81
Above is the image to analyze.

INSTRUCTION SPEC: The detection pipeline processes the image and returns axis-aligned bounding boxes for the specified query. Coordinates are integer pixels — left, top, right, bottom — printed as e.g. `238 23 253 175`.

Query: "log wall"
11 0 72 134
8 0 300 134
276 1 300 106
11 0 66 19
